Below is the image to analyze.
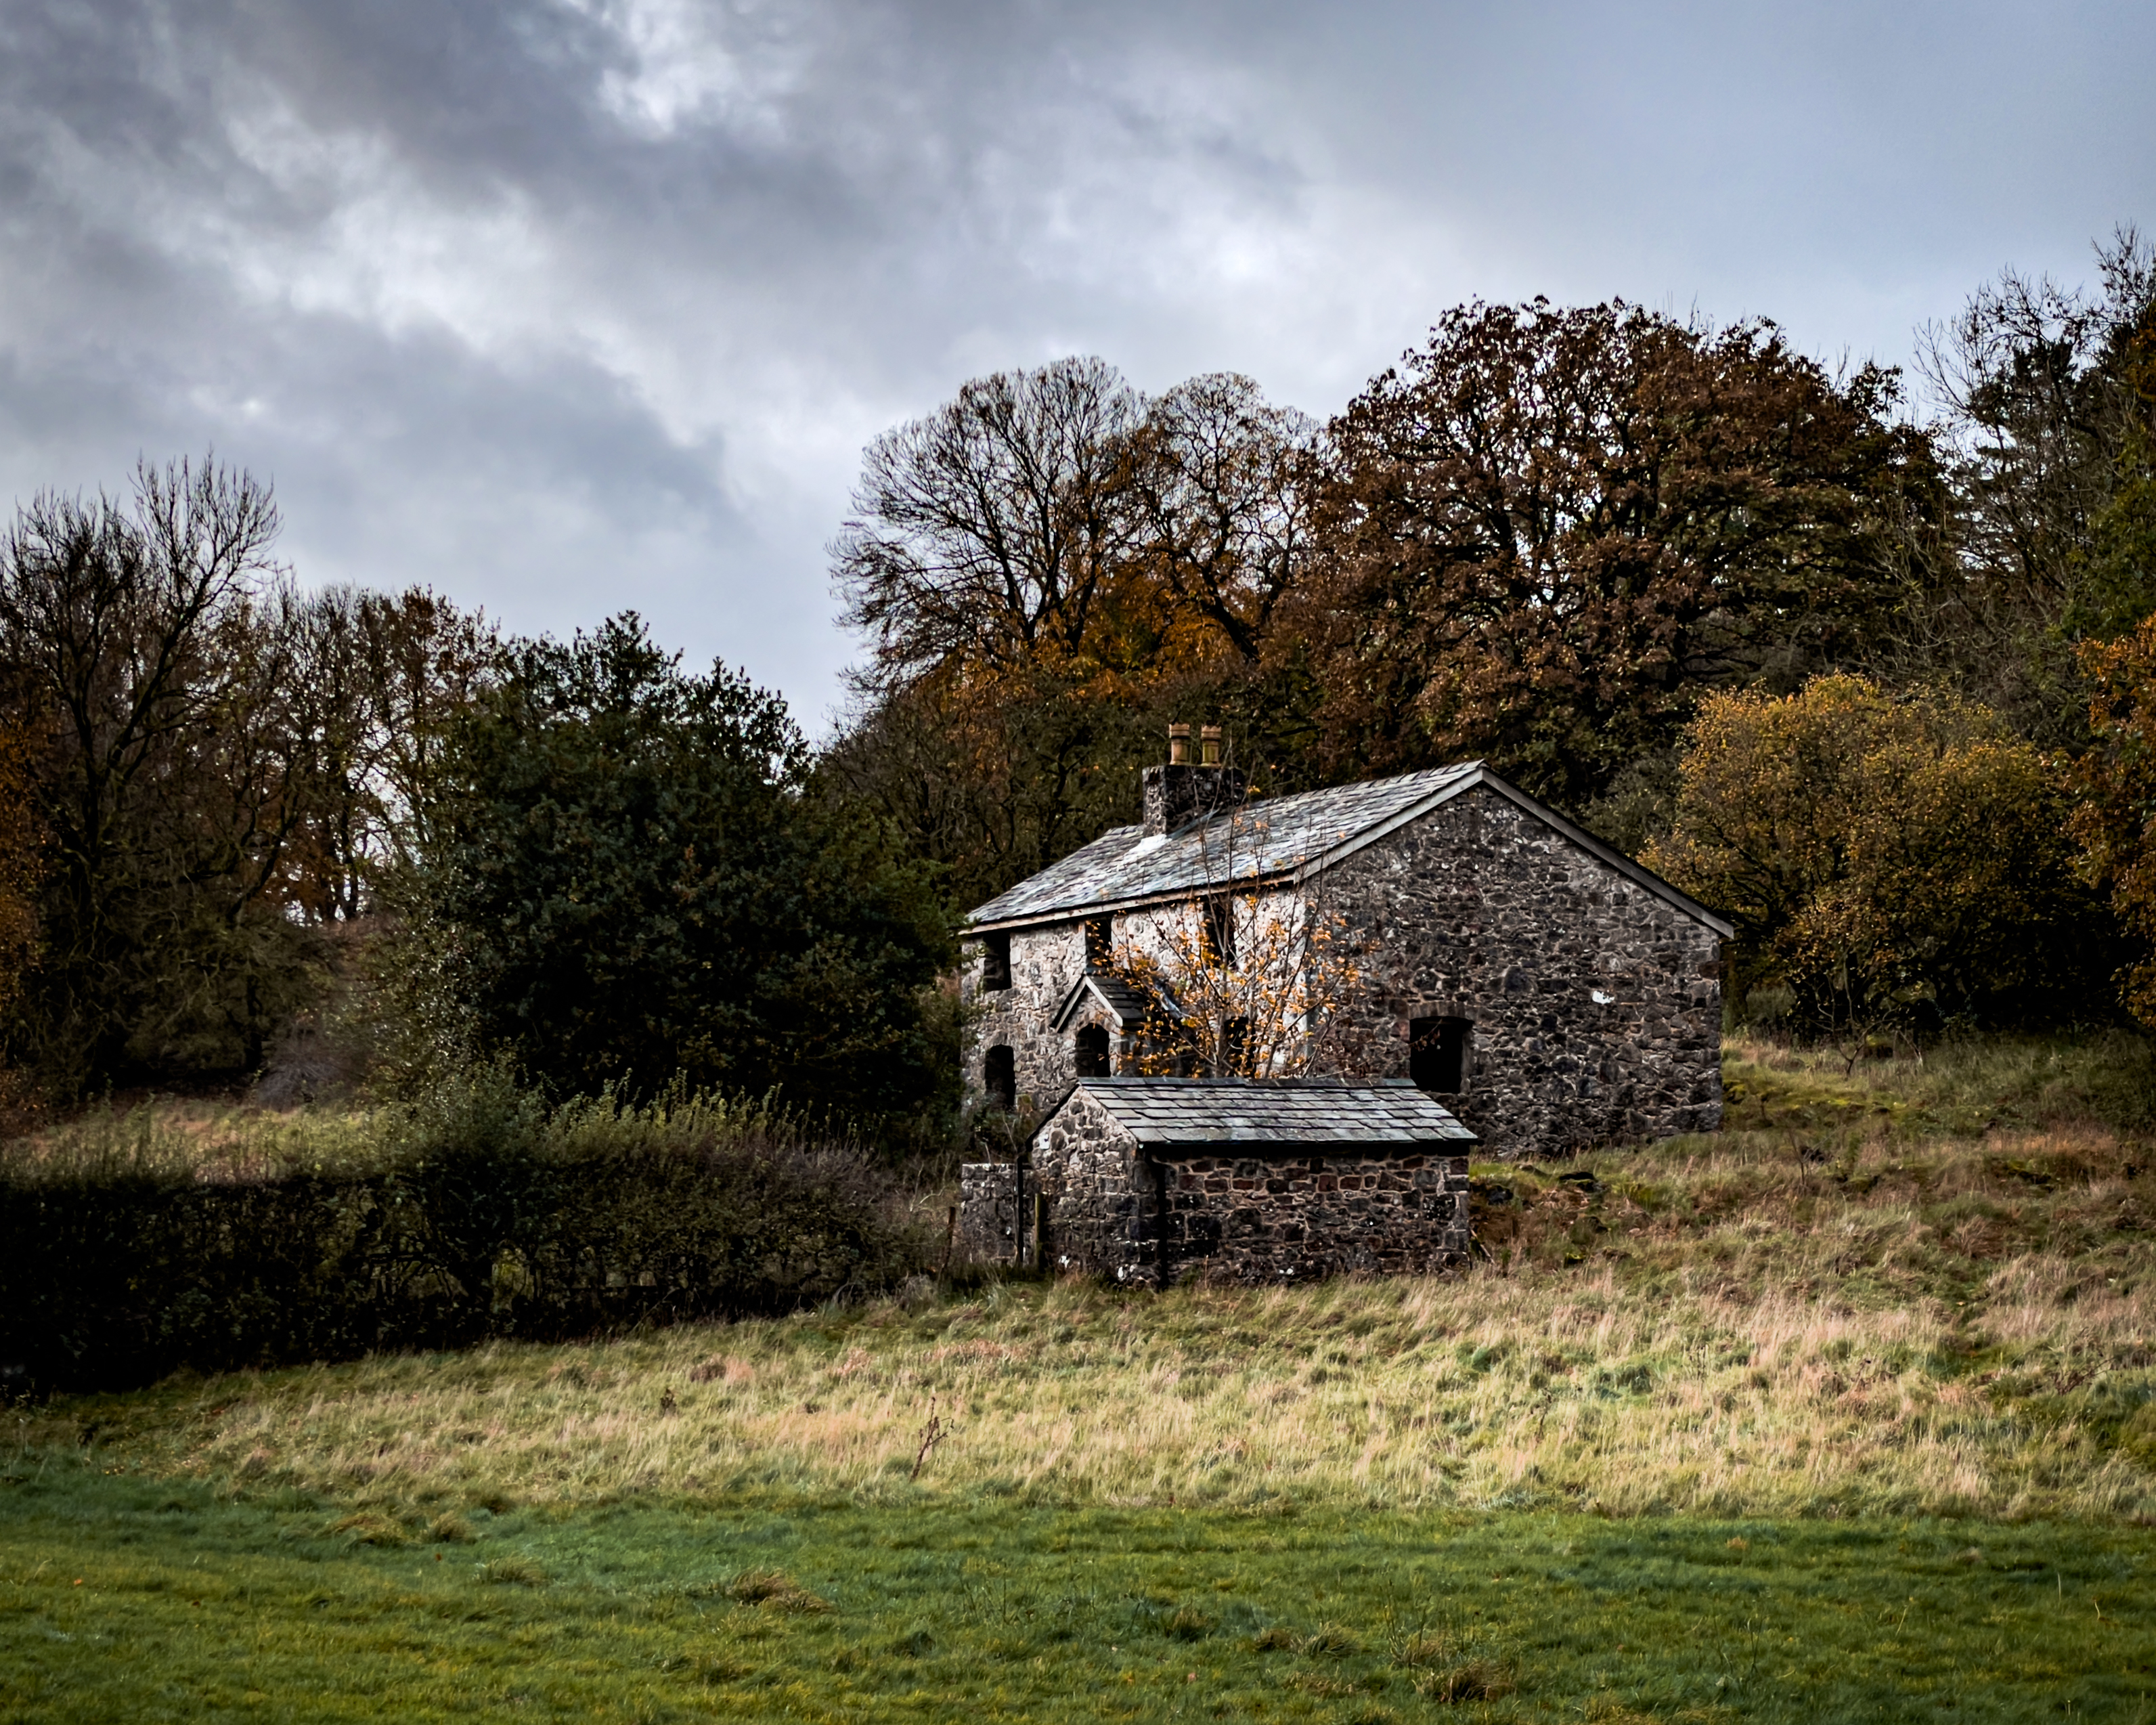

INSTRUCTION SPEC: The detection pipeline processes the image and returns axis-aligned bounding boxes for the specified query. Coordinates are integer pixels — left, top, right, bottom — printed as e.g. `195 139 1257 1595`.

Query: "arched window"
984 1045 1016 1110
1074 1024 1110 1077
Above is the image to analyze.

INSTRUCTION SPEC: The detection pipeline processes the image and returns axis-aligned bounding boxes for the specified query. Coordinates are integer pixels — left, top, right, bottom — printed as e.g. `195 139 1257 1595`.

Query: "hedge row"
0 1077 925 1395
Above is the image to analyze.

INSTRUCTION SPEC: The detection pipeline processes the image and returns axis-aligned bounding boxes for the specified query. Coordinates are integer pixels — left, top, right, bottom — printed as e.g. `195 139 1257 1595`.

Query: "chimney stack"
1141 720 1247 836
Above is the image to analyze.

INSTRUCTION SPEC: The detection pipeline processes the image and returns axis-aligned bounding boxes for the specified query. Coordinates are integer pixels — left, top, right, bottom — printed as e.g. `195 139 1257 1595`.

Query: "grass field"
7 1034 2156 1718
5 1459 2152 1722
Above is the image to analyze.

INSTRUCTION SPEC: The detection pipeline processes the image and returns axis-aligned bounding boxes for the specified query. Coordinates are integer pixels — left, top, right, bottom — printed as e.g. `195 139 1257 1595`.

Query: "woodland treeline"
1 233 2153 1122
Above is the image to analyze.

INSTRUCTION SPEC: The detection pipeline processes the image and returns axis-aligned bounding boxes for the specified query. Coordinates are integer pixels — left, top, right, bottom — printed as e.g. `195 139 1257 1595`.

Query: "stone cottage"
962 1076 1476 1286
962 724 1732 1160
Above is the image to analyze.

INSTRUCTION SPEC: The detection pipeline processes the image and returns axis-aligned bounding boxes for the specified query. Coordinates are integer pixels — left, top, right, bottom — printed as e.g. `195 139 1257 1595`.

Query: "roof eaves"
967 870 1300 935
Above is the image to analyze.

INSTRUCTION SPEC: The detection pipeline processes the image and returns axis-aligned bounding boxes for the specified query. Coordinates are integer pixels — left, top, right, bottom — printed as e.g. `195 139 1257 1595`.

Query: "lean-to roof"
1039 1077 1476 1150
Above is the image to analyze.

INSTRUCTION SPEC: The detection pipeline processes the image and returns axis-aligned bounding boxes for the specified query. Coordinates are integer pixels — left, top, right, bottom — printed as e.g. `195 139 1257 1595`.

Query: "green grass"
12 1033 2156 1716
5 1458 2153 1722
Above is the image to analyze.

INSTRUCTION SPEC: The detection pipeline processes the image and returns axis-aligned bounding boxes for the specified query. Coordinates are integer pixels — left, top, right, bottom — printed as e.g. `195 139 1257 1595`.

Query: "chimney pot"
1168 722 1191 766
1200 724 1222 767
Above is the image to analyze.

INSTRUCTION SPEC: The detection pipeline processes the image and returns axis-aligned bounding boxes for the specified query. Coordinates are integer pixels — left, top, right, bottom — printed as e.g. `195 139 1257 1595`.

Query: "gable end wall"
1316 784 1722 1156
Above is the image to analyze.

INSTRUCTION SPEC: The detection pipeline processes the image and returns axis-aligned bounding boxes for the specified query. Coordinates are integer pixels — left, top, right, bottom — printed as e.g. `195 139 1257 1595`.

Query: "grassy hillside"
7 1034 2156 1720
30 1035 2156 1524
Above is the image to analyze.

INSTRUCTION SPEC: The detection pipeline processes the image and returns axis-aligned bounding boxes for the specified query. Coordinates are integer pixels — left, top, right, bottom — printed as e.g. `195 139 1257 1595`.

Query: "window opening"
1409 1016 1470 1094
981 931 1011 992
1074 1024 1111 1077
984 1045 1016 1111
1204 897 1236 970
1084 916 1113 968
1221 1016 1251 1077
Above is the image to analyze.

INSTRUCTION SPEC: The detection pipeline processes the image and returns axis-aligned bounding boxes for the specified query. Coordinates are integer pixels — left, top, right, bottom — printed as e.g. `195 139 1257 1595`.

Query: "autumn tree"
274 585 500 924
0 458 328 1093
1298 300 1943 833
832 358 1320 907
1648 674 2110 1032
0 710 40 1112
1901 229 2156 741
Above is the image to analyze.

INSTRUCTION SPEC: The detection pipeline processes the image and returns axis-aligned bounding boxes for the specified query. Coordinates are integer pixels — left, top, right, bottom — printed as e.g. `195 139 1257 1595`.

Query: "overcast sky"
1 1 2149 728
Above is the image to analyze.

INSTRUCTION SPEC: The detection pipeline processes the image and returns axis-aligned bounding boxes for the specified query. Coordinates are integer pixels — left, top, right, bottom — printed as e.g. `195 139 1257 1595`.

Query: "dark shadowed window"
982 932 1011 991
1084 916 1113 967
1409 1016 1470 1093
1204 897 1235 969
1074 1024 1110 1076
1223 1016 1250 1076
985 1044 1016 1110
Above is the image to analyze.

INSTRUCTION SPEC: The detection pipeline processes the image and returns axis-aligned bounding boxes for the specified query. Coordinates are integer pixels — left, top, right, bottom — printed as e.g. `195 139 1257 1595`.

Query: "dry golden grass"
39 1034 2156 1525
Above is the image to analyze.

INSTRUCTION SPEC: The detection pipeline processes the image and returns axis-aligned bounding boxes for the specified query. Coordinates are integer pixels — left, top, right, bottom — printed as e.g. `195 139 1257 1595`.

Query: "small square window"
1409 1016 1470 1094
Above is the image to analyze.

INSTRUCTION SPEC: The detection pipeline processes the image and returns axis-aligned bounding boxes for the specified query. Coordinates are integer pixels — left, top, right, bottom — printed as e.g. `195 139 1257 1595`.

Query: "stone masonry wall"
1315 785 1723 1156
963 920 1087 1112
1029 1085 1154 1280
1153 1148 1470 1285
958 1162 1022 1264
961 1087 1472 1287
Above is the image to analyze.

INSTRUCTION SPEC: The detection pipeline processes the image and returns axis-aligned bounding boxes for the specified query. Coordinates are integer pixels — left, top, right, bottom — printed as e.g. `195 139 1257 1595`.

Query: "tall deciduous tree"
0 458 325 1093
405 615 952 1116
1904 229 2156 740
831 358 1320 908
1299 300 1941 824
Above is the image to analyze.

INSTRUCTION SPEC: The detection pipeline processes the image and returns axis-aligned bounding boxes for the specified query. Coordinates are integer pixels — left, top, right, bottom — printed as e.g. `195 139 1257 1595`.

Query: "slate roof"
1051 969 1187 1033
965 760 1734 939
1041 1077 1477 1150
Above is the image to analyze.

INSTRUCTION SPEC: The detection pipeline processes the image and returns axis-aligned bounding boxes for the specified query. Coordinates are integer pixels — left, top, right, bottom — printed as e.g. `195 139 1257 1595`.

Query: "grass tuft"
476 1554 547 1587
724 1569 833 1613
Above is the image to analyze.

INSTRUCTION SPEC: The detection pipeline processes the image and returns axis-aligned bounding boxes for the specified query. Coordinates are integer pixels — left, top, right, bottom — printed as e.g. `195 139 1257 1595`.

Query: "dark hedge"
0 1079 925 1396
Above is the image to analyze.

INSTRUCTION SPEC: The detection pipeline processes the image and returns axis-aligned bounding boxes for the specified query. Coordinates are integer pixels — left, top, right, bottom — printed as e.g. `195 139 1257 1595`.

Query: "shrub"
0 1070 925 1395
1648 674 2116 1032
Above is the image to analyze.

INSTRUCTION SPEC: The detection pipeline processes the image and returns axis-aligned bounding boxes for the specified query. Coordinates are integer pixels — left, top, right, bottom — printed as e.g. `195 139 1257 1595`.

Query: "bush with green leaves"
395 615 954 1119
0 1072 924 1396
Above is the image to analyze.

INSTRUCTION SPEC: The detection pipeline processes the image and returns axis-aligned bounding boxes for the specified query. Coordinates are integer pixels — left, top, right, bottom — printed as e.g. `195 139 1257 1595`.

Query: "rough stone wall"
1154 1148 1470 1285
958 1162 1023 1263
959 1087 1472 1286
1029 1085 1155 1278
963 920 1087 1110
1315 785 1723 1156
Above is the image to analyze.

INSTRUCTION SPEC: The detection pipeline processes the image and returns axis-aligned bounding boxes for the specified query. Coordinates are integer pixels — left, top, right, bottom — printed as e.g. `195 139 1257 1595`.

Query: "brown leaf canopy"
1296 299 1938 810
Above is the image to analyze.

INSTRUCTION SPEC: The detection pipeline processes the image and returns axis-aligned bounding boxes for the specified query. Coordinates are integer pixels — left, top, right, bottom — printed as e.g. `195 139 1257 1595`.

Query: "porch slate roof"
1042 1078 1477 1150
1051 969 1187 1033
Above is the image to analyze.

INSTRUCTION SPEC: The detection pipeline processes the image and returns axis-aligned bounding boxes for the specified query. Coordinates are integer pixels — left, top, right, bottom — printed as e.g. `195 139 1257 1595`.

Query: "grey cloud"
0 0 2149 718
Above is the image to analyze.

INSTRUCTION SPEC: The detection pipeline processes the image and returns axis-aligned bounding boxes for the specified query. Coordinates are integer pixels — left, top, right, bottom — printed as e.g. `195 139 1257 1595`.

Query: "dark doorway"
1074 1024 1111 1077
1409 1016 1470 1094
985 1045 1017 1110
